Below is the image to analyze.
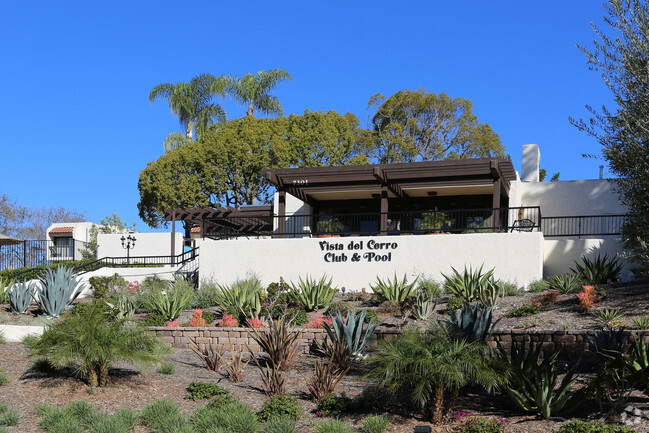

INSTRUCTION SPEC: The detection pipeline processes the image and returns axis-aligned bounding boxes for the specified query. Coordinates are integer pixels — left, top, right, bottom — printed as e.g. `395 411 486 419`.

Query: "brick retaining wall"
149 327 649 360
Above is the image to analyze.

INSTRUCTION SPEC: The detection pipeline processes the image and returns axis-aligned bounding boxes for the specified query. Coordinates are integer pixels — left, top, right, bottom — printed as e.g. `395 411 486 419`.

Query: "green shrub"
257 395 300 422
314 419 354 433
263 417 296 433
202 311 216 324
362 308 378 323
0 403 19 427
506 304 540 317
193 401 259 433
452 416 508 433
36 401 137 433
327 301 353 317
370 274 418 302
360 415 389 433
500 281 521 296
547 273 580 294
417 277 444 298
141 313 168 327
376 300 401 316
289 275 336 312
316 392 354 416
193 282 223 309
186 381 229 401
288 308 308 326
89 274 128 299
557 419 637 433
0 277 13 304
527 279 549 293
0 332 5 344
30 301 171 387
209 394 238 410
0 371 10 387
157 362 175 375
445 296 464 314
141 398 189 433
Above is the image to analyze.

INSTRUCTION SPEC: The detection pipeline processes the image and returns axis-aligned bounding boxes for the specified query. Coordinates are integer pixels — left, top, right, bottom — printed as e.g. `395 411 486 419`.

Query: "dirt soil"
2 281 649 432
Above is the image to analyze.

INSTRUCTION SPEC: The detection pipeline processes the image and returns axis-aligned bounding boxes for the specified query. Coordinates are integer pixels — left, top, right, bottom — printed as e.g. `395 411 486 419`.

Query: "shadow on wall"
543 239 629 277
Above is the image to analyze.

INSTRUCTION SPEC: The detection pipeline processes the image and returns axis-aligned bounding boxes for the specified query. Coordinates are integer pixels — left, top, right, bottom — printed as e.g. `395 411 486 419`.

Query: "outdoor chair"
510 218 535 232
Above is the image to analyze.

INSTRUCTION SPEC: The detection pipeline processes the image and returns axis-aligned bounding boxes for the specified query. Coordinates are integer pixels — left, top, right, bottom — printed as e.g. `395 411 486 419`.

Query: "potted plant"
316 217 344 237
419 210 449 234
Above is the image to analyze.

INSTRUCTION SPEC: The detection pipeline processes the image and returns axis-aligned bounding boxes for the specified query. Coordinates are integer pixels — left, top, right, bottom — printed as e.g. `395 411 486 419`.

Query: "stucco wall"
520 179 625 217
97 233 183 259
272 192 312 238
198 232 543 290
543 238 629 277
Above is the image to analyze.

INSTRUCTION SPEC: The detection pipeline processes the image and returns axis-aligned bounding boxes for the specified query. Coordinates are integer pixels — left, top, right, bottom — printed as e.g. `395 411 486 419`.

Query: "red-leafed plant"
218 313 239 327
189 309 207 327
576 285 601 312
529 290 560 309
164 320 180 327
305 314 328 329
247 317 265 328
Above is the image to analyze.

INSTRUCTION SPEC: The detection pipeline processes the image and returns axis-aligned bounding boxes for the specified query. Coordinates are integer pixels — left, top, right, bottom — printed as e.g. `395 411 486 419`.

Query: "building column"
278 190 286 238
492 180 501 232
380 186 388 236
171 211 176 265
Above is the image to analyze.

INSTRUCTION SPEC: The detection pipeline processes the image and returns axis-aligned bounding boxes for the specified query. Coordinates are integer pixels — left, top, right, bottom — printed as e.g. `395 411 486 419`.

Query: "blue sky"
0 1 615 231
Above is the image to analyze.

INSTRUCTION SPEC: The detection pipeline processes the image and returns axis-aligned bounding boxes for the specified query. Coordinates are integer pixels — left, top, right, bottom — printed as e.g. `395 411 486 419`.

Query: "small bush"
219 313 239 327
360 415 389 433
577 285 602 313
557 419 637 433
500 281 521 296
189 309 207 327
314 419 354 433
317 392 353 417
327 301 353 317
193 283 222 309
417 277 444 298
0 372 10 387
193 401 259 433
208 394 238 410
376 300 401 316
141 313 168 327
258 395 301 422
506 304 540 317
289 308 308 326
157 362 175 375
362 308 378 323
203 311 216 324
451 414 508 433
305 314 333 329
141 398 189 432
263 417 296 433
186 381 229 401
0 403 19 427
529 290 559 309
527 279 549 293
445 296 464 314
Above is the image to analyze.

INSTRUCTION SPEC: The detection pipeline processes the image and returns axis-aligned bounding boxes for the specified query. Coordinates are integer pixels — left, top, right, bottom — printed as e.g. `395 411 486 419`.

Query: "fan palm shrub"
364 326 501 423
370 274 417 302
36 266 86 317
289 275 336 311
30 302 171 387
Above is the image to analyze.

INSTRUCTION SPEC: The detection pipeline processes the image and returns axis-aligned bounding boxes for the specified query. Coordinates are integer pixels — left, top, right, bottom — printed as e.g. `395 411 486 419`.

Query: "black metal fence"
204 207 542 239
541 214 627 238
0 239 89 271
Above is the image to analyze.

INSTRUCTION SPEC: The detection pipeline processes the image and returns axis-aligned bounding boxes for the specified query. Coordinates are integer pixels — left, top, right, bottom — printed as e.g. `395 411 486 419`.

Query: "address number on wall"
292 179 308 185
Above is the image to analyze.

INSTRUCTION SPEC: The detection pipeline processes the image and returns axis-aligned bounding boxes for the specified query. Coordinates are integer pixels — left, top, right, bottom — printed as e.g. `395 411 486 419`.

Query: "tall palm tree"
149 73 227 142
224 68 292 117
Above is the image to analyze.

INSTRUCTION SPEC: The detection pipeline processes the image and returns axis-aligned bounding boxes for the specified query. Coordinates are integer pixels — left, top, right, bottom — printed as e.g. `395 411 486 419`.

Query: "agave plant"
215 278 262 320
289 275 336 312
36 266 86 317
593 308 624 330
105 293 135 320
570 253 623 285
442 303 500 343
320 310 380 371
478 281 503 309
144 283 194 322
370 274 417 302
497 339 588 419
8 281 36 314
441 265 495 303
547 273 580 294
631 315 649 330
413 295 437 321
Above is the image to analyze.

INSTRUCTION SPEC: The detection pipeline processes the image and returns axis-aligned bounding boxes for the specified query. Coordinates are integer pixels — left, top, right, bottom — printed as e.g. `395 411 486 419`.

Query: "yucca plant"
36 266 86 317
215 278 262 320
547 273 580 294
289 275 336 312
30 301 171 387
8 280 36 314
497 339 588 419
319 310 380 371
593 308 625 330
246 317 303 371
442 303 500 343
306 354 349 401
571 252 623 285
442 265 495 303
144 283 193 322
370 274 417 302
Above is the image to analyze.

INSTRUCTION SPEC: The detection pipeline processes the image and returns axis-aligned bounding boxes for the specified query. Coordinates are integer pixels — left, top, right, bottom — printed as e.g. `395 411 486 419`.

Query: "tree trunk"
87 368 99 388
445 389 459 416
430 387 445 423
185 122 194 140
247 102 255 117
97 363 109 387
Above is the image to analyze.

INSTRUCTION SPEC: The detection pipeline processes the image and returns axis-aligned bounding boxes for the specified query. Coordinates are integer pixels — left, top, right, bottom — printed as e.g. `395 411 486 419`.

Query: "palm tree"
224 68 292 117
149 73 227 142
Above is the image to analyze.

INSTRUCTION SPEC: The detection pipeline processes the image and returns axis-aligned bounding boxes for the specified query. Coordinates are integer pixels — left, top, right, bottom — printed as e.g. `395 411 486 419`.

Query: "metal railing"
541 214 627 238
203 207 542 239
8 247 199 282
0 239 89 271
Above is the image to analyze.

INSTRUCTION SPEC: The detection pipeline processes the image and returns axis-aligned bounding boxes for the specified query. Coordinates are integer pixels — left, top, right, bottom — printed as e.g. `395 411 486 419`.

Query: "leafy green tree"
364 326 502 423
363 89 504 163
570 0 649 262
224 68 291 117
30 302 170 387
81 214 137 260
149 73 227 151
539 169 560 182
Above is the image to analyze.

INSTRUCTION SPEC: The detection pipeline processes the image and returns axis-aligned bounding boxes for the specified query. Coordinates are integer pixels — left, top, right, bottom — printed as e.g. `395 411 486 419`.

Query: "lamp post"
121 234 136 265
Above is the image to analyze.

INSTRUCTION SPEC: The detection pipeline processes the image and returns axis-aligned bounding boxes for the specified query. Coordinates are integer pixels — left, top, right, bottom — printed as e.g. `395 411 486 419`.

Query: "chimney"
521 144 540 182
599 165 604 180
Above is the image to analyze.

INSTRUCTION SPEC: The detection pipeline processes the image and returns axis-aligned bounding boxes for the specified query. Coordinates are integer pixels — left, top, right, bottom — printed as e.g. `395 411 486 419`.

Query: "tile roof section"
191 227 201 233
49 227 74 234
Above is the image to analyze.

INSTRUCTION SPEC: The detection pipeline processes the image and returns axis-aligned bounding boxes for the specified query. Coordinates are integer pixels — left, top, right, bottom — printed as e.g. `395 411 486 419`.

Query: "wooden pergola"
262 158 517 235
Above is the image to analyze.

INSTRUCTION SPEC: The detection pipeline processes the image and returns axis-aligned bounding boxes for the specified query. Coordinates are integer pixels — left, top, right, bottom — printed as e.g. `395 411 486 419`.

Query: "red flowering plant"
128 280 141 294
246 317 265 328
576 285 601 313
218 313 239 327
164 320 180 327
189 309 207 327
305 314 335 329
452 411 509 433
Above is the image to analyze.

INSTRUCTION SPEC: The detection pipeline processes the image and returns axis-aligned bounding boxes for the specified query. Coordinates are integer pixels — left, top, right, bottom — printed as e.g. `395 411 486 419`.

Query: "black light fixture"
414 426 432 433
120 234 136 265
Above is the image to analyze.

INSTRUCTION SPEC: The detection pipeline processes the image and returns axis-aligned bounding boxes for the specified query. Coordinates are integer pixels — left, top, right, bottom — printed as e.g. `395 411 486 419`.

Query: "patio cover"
0 234 23 245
